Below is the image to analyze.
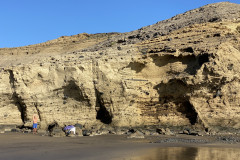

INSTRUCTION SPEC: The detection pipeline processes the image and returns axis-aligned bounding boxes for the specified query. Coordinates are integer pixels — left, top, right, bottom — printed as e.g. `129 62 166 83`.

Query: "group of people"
32 114 76 135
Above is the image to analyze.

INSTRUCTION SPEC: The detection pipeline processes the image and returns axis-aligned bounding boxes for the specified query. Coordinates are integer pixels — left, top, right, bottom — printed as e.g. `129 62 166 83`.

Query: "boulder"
183 129 190 135
75 127 83 136
51 127 65 137
156 128 166 135
115 128 127 135
82 130 91 136
67 131 76 137
127 131 145 139
143 130 151 136
75 123 83 129
165 128 174 136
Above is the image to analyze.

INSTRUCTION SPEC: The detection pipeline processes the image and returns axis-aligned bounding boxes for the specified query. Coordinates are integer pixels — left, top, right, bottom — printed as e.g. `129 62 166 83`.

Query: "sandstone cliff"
0 2 240 133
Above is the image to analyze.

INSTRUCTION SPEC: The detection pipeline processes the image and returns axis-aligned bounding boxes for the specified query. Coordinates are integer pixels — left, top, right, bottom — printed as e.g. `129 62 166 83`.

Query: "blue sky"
1 0 239 48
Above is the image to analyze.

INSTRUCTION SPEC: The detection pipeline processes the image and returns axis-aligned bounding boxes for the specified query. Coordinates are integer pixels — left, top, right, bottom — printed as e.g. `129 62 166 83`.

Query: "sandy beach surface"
1 133 240 160
0 133 157 160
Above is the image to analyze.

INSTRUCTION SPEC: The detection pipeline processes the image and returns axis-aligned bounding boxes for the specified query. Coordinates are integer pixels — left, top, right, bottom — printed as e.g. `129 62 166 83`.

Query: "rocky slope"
0 2 240 134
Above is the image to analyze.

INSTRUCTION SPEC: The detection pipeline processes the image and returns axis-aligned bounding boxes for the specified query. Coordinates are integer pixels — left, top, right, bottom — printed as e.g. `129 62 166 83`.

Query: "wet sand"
0 133 157 160
1 133 240 160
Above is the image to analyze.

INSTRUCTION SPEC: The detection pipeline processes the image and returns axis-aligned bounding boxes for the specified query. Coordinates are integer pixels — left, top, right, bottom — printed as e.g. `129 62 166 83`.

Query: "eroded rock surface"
0 2 240 133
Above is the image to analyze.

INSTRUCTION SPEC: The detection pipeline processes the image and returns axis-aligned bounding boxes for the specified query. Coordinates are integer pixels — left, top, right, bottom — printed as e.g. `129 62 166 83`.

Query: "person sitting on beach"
32 114 39 134
63 125 76 135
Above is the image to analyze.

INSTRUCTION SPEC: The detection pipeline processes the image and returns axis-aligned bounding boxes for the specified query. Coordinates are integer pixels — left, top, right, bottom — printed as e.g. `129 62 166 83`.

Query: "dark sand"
1 133 240 160
0 133 157 160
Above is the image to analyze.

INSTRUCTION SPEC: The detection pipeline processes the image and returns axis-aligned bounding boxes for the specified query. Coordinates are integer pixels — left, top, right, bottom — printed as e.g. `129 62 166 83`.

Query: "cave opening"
47 122 59 133
12 92 27 123
198 54 209 66
177 101 198 125
95 88 112 124
180 47 194 53
63 80 90 104
96 107 112 124
8 70 28 124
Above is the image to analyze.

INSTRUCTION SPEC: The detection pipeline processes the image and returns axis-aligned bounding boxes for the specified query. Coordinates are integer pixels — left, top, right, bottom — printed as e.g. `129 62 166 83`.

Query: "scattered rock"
115 129 127 135
75 123 83 129
183 129 190 135
11 128 20 132
154 138 209 144
151 132 159 136
67 131 76 137
156 128 166 135
75 127 83 136
165 128 174 136
22 129 32 134
97 129 110 135
109 130 116 134
82 130 91 136
143 130 151 136
4 128 12 132
127 131 145 139
156 128 174 135
117 46 122 50
196 131 206 136
50 127 65 137
127 128 136 135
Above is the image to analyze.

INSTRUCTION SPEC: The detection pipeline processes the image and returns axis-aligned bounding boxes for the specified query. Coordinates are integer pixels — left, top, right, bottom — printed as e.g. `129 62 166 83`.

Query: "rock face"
0 2 240 133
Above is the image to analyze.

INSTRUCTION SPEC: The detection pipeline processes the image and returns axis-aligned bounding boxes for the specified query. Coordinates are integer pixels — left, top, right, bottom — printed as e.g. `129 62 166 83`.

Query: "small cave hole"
213 33 221 37
208 17 219 22
180 47 194 53
12 92 27 123
47 122 59 133
128 129 135 133
198 54 209 66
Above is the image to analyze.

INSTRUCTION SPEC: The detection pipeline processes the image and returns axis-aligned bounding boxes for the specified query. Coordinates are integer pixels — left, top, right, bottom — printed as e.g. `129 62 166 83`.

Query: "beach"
0 133 157 160
1 133 240 160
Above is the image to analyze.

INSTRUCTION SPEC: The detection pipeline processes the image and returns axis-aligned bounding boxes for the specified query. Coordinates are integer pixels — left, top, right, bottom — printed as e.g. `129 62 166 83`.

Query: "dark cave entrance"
198 54 209 66
8 70 28 124
47 122 59 133
96 107 112 124
177 101 198 125
95 88 112 124
12 92 27 123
